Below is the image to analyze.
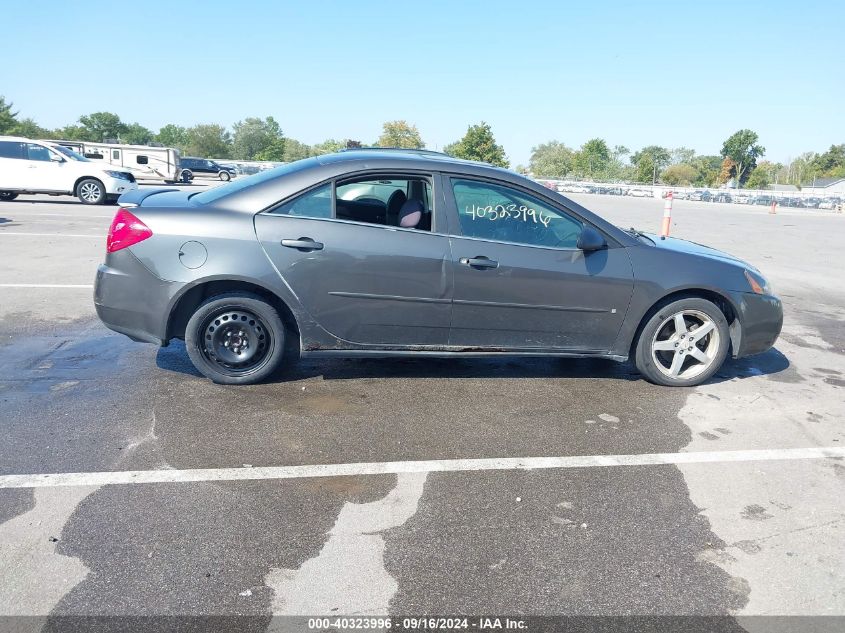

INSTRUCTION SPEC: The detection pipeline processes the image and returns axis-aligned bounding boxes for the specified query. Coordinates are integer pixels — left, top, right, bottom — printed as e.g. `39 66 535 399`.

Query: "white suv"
0 136 138 205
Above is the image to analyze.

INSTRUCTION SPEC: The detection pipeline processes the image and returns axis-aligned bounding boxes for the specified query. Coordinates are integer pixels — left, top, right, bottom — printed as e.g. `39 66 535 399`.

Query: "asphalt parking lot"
1 186 843 631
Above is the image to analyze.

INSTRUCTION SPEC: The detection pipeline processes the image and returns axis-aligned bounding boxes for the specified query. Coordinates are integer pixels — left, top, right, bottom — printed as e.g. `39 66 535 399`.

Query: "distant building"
800 178 845 194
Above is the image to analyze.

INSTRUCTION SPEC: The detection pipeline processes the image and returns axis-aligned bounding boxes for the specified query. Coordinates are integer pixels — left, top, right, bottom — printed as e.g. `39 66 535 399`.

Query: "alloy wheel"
650 309 720 380
80 182 102 203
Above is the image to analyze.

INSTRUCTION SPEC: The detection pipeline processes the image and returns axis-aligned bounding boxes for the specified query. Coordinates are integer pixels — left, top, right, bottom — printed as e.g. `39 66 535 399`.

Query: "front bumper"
102 176 139 197
730 291 783 358
94 249 181 345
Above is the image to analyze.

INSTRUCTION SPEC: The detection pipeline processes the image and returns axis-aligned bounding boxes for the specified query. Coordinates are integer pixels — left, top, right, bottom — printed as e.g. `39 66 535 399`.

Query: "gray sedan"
94 149 782 386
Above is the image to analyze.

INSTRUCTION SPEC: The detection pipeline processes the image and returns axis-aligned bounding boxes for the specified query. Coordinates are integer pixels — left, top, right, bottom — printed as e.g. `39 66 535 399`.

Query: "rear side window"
0 141 23 159
136 155 148 165
269 183 332 218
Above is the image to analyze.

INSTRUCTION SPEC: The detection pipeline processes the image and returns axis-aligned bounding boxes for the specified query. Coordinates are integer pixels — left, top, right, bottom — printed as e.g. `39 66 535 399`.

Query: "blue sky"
3 0 843 165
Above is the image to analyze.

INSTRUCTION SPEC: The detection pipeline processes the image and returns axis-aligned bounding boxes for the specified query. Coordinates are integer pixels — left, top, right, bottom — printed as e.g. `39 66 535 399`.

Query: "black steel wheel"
185 293 287 384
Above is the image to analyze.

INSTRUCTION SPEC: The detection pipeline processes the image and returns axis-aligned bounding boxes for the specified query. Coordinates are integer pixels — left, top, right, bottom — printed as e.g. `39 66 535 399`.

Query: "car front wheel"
185 292 287 385
634 297 730 387
77 179 106 205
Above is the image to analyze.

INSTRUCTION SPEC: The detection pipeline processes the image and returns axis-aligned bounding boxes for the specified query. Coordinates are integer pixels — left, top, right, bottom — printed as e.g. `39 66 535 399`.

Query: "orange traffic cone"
769 200 777 214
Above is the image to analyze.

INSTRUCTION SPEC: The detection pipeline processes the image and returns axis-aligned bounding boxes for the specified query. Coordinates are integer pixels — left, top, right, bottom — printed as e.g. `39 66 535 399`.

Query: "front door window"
451 178 582 248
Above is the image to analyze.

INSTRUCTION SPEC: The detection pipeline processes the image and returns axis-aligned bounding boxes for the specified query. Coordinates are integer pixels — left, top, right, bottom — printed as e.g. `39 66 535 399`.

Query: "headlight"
105 170 130 180
744 269 772 295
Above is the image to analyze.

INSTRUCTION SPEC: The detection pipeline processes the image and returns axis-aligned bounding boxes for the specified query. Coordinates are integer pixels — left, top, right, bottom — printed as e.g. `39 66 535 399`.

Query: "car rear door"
444 175 634 352
0 141 26 190
254 176 452 347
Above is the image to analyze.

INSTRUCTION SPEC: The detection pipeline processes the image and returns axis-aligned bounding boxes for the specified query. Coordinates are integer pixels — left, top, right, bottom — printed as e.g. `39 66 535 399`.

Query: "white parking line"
0 232 101 238
0 446 841 489
0 284 93 289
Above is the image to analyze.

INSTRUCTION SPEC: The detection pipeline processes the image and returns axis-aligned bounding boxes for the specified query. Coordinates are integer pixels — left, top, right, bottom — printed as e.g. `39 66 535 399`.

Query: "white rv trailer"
50 141 182 183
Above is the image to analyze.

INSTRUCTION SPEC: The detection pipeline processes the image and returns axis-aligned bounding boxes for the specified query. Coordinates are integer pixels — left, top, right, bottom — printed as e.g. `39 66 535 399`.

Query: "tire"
219 171 231 181
185 292 287 385
634 297 730 387
0 191 18 201
77 178 106 205
180 169 193 183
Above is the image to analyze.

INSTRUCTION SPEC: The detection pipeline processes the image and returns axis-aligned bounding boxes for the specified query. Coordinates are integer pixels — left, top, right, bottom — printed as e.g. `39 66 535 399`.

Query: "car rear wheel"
77 178 106 205
185 293 286 385
219 171 231 181
0 191 18 201
634 297 730 387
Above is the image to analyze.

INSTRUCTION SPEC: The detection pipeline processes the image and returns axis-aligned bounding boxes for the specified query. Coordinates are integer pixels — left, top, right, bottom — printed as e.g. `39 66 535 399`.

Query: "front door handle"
460 256 499 269
281 237 324 252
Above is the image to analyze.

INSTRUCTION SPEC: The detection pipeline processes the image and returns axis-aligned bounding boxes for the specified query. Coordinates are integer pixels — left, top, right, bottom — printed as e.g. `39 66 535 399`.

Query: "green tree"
253 137 287 162
55 124 88 141
661 163 698 186
12 118 49 139
631 145 671 183
528 141 574 178
0 96 19 134
184 124 232 158
810 144 845 178
311 139 346 155
232 116 284 160
720 129 765 188
78 112 126 141
670 147 696 165
122 122 154 145
744 166 771 190
689 155 722 186
573 138 611 178
446 122 509 168
282 138 313 162
156 124 189 150
376 120 424 149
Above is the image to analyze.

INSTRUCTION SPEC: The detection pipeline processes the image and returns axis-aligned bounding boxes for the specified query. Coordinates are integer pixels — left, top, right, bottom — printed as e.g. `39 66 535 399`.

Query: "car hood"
640 233 752 268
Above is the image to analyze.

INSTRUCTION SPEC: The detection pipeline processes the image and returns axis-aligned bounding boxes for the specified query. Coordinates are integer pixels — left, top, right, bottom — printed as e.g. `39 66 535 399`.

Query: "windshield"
51 145 90 162
193 159 316 205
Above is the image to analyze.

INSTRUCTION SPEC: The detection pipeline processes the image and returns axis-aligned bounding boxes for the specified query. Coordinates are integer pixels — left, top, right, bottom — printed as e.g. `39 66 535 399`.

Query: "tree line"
2 96 841 189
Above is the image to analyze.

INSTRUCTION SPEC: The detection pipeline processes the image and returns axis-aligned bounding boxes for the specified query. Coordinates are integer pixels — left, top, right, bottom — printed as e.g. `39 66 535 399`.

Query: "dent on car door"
253 178 453 347
445 176 634 351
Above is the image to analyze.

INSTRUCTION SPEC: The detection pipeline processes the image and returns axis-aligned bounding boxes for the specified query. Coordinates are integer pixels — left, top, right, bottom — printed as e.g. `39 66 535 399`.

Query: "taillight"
107 208 152 253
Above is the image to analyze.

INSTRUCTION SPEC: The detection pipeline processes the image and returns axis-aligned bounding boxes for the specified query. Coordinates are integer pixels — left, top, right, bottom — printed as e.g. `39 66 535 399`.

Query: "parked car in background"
626 188 653 197
732 193 751 204
688 190 712 202
818 198 839 210
179 157 237 182
0 136 137 204
749 195 774 206
712 192 732 203
94 149 781 387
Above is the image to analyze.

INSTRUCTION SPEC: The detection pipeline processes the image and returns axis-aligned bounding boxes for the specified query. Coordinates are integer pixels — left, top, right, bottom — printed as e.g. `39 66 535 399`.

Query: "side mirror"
50 154 65 163
577 226 607 251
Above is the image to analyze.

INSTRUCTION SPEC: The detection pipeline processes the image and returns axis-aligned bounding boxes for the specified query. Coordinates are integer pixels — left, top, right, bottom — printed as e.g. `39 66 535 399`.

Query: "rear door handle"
281 237 324 251
460 256 499 269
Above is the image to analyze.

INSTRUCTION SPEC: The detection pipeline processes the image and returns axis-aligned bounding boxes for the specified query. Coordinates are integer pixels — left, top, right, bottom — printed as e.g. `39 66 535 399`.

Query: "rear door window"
0 141 24 159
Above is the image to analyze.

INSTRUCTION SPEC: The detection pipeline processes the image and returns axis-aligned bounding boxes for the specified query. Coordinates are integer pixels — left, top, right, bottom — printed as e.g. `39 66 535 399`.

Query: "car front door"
0 141 26 190
254 175 452 347
445 176 634 352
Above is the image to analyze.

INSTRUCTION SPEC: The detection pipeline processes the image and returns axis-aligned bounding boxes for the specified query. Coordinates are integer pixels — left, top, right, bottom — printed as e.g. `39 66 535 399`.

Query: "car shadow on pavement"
155 342 791 386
